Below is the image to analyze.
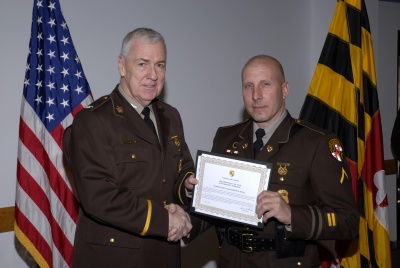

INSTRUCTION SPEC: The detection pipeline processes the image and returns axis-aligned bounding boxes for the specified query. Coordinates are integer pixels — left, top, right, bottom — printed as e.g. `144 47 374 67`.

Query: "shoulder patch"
329 138 343 162
85 95 110 111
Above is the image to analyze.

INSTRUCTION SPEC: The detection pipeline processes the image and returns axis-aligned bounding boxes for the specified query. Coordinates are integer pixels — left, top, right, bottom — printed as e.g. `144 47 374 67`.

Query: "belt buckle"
241 232 254 253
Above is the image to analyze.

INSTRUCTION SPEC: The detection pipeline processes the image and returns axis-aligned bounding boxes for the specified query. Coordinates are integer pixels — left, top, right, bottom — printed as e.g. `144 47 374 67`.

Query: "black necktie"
141 106 158 138
253 128 265 158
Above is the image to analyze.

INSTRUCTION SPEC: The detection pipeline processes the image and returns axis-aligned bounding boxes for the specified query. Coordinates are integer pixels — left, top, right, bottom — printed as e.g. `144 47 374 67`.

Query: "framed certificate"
190 150 273 229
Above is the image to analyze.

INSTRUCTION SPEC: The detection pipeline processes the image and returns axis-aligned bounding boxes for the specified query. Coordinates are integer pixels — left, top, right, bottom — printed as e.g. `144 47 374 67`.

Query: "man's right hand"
164 203 192 242
184 175 198 191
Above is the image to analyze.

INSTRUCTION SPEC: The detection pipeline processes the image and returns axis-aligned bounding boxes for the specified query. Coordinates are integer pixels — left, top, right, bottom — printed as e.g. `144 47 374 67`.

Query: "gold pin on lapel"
116 105 124 114
266 145 273 152
225 141 241 155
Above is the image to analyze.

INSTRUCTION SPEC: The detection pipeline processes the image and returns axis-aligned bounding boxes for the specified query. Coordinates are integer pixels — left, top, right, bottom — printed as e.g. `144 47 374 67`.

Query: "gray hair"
120 27 166 58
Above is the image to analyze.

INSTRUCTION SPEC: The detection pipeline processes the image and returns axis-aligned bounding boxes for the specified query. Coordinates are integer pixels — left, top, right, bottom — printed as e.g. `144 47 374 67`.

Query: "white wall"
1 0 398 267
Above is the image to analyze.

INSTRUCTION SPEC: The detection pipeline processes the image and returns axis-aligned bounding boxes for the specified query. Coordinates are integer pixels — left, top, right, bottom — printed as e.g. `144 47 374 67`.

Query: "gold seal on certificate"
190 150 273 228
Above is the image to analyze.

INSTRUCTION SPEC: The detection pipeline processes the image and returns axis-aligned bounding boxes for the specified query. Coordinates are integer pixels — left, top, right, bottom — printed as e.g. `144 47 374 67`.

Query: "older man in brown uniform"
185 55 359 267
63 28 194 267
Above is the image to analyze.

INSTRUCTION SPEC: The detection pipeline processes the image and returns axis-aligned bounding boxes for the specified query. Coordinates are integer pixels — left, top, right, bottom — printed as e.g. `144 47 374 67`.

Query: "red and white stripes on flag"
15 0 93 267
300 0 391 267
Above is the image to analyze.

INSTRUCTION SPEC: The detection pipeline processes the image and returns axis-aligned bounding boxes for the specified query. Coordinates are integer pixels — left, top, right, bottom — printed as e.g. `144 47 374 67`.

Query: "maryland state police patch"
329 139 343 162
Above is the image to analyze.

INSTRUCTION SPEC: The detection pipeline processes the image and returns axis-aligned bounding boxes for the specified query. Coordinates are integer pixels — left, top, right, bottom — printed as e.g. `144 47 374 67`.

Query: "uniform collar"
109 86 162 149
118 85 155 116
248 113 295 160
252 109 288 144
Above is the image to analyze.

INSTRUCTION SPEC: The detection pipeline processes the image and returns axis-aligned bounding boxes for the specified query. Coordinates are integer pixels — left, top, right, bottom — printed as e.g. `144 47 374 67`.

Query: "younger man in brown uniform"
63 28 194 267
185 55 359 267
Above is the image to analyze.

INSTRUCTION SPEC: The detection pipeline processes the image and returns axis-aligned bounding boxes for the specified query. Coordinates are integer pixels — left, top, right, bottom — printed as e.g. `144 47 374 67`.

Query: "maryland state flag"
299 0 391 267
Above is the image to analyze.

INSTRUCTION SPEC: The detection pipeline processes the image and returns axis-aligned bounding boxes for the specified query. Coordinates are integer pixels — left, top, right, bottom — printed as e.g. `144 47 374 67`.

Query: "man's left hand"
256 190 291 224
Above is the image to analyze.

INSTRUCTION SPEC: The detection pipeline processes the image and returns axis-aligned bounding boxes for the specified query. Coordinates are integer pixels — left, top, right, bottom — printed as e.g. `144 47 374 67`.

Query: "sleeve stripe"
307 205 315 240
140 200 152 236
314 208 323 239
327 212 337 227
308 205 323 240
328 213 332 226
178 171 194 205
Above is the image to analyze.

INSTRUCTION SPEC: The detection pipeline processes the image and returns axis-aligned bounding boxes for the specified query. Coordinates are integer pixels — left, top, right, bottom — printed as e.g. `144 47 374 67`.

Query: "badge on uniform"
225 141 240 155
277 162 290 175
170 135 181 151
225 149 239 155
329 139 343 162
115 105 124 114
278 189 289 203
170 135 183 173
178 159 182 173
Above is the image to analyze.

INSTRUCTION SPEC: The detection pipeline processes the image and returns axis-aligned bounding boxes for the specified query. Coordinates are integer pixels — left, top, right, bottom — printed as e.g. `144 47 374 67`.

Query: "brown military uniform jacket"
63 86 194 268
189 113 359 268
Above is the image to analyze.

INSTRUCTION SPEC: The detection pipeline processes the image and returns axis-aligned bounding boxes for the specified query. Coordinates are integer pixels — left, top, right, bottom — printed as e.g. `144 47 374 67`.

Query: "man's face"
242 59 288 128
118 38 166 106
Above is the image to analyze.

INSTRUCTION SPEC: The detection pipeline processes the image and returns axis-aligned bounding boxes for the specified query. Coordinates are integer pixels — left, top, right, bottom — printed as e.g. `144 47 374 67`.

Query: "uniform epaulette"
218 118 251 129
294 119 329 135
84 95 111 111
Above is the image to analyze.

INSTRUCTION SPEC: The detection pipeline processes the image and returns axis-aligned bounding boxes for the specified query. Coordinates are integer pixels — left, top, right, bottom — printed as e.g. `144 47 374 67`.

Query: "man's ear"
118 55 125 77
282 81 289 100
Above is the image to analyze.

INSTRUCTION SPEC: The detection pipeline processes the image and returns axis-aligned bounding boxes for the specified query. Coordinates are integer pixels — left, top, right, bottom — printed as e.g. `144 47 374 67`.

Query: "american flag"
15 0 93 267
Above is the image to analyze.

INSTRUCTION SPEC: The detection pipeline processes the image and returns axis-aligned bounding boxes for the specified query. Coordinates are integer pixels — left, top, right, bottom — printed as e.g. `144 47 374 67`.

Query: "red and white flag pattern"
15 0 93 267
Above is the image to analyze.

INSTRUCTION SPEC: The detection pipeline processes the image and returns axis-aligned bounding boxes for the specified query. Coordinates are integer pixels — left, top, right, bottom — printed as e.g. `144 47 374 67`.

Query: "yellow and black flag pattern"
300 0 391 267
